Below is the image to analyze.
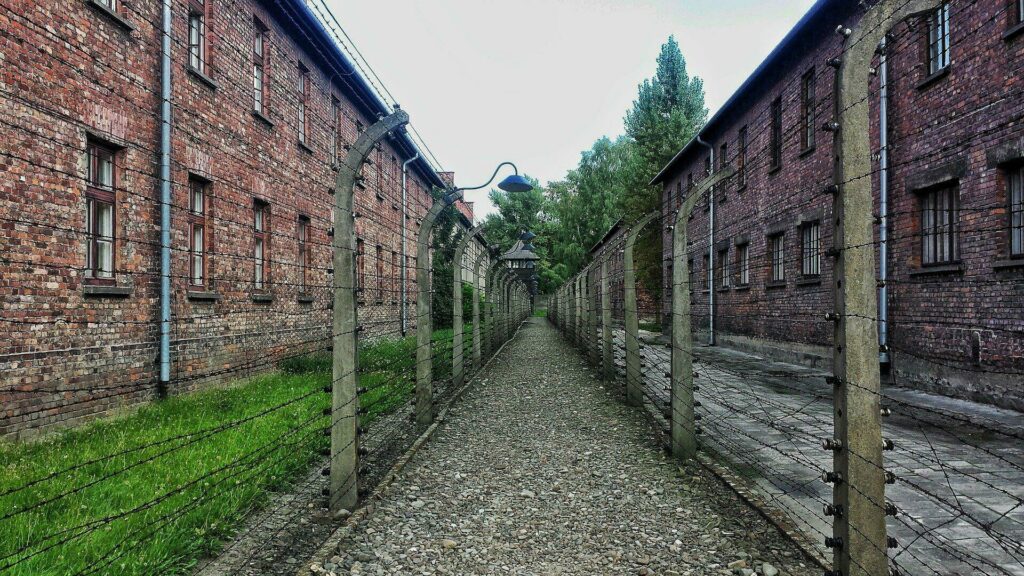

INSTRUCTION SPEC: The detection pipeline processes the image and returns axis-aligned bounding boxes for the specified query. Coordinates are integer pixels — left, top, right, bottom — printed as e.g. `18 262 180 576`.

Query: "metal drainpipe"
158 0 172 394
401 153 420 336
879 36 890 365
696 135 714 346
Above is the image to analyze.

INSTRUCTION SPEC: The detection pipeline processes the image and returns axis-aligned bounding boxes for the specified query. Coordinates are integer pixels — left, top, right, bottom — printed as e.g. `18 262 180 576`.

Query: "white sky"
325 0 818 219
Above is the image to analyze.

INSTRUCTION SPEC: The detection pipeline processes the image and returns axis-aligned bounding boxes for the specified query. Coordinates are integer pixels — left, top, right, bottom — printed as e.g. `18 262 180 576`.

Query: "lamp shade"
497 174 534 193
520 230 537 242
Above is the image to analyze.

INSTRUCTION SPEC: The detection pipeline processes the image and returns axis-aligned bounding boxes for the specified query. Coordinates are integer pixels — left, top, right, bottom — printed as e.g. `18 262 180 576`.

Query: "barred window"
737 243 750 285
718 248 730 288
297 64 309 145
801 69 815 151
921 185 959 265
1009 166 1023 256
737 126 748 187
297 216 310 291
769 233 785 282
375 245 384 303
801 221 820 277
770 97 783 171
928 3 951 75
1018 0 1024 25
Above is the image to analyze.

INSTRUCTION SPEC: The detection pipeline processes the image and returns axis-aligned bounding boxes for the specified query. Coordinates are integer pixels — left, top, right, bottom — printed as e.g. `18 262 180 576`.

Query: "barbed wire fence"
549 2 1024 575
0 75 527 576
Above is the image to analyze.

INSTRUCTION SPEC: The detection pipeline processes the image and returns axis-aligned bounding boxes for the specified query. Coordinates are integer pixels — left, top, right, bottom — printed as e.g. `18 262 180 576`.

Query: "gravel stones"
307 318 817 575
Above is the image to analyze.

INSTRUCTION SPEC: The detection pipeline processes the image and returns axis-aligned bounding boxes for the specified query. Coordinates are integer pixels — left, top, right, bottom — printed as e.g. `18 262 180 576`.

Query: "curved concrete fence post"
452 226 483 390
624 211 659 407
331 109 409 513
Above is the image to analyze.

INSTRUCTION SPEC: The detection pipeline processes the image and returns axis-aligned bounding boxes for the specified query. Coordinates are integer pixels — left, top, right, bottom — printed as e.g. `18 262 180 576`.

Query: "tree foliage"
478 36 706 296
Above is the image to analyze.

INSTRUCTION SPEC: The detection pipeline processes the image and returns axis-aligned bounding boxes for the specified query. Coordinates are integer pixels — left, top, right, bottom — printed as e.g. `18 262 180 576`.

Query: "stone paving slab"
604 332 1024 576
306 318 820 576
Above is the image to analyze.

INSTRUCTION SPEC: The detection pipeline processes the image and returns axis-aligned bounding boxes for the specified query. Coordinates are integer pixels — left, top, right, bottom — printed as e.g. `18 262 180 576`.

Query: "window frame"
1018 0 1024 26
770 97 783 171
85 140 118 285
252 18 269 116
253 200 270 291
297 63 309 146
1008 165 1023 257
800 221 821 277
330 96 340 164
736 243 750 286
297 215 310 293
800 68 816 152
920 184 959 266
375 244 384 303
718 248 730 289
737 126 748 188
769 233 786 283
927 3 951 75
188 176 211 289
188 0 208 74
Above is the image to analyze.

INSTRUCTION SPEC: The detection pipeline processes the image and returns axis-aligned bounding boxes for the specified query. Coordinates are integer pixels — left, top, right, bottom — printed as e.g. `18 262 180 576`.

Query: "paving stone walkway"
306 317 819 576
623 334 1024 576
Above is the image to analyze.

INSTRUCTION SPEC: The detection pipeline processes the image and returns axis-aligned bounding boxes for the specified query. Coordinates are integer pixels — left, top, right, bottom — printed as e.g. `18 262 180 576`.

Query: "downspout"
878 36 890 366
696 135 714 346
158 0 172 394
401 153 420 336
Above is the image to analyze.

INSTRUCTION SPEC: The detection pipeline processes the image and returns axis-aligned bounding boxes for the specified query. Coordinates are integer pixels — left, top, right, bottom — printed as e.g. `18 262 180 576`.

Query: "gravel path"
308 317 818 576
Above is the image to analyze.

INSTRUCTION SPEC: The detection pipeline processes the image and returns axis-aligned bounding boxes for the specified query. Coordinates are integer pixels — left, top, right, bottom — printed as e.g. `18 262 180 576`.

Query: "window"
1017 0 1024 26
719 143 728 191
331 97 340 163
738 126 747 187
97 0 116 9
928 3 951 75
391 250 398 303
188 177 209 287
801 221 821 277
188 0 207 73
769 234 785 282
770 97 782 171
704 155 711 177
688 258 696 292
356 238 365 297
1011 166 1023 256
703 254 710 291
297 64 309 145
85 141 116 282
297 216 310 292
375 245 384 303
801 69 815 151
718 248 730 288
253 19 268 115
737 243 750 285
253 201 270 289
675 180 683 209
687 172 694 194
921 185 959 265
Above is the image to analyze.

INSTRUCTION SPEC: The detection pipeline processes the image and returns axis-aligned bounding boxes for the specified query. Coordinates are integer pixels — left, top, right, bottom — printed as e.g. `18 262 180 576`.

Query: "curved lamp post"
416 163 533 429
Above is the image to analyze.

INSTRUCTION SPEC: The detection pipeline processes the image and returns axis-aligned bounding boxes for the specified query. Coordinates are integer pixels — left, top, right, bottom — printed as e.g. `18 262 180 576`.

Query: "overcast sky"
325 0 818 219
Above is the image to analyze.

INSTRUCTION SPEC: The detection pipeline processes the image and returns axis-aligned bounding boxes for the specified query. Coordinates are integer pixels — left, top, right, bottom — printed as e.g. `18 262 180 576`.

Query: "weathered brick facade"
657 0 1024 409
0 0 467 437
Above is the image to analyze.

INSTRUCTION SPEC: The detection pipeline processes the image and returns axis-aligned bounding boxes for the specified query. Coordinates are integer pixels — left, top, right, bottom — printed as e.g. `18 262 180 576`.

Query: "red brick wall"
659 0 1024 409
0 0 440 438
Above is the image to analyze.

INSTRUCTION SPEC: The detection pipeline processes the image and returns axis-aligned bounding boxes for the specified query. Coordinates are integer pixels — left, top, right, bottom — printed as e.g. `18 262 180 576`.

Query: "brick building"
0 0 470 437
654 0 1024 409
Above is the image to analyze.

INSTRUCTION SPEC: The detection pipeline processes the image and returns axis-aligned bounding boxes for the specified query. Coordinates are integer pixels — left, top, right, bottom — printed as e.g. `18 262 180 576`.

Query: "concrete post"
589 267 600 366
625 211 659 407
577 272 585 348
600 255 613 381
472 251 488 373
331 110 409 513
493 269 507 353
671 167 734 461
415 192 460 430
453 226 482 390
830 4 934 575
